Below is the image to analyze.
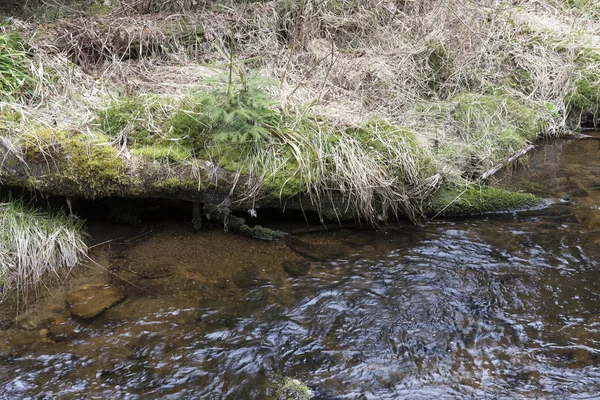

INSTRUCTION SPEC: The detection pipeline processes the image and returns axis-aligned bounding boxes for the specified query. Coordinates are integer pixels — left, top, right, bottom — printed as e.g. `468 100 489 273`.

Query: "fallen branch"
479 144 535 182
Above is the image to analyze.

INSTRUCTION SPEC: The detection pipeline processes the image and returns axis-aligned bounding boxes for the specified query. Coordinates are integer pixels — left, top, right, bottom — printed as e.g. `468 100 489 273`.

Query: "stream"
0 137 599 399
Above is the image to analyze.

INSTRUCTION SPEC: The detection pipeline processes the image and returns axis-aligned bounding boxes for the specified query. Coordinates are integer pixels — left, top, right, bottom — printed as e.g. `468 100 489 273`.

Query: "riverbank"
0 132 599 397
1 0 600 301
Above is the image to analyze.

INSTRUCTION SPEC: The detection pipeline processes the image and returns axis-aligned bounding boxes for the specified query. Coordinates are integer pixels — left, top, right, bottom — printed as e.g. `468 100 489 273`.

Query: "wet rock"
283 260 311 277
66 284 125 319
267 377 313 400
285 236 345 261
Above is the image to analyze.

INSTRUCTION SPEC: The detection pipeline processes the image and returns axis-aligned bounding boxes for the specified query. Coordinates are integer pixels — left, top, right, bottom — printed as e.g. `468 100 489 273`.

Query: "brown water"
1 137 599 399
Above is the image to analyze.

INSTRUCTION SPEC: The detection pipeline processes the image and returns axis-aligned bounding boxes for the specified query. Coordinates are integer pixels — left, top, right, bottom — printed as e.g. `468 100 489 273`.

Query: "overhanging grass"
0 200 87 302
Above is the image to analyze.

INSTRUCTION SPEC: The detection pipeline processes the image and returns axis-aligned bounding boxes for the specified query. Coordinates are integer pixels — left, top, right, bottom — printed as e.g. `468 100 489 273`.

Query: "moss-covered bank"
2 0 600 227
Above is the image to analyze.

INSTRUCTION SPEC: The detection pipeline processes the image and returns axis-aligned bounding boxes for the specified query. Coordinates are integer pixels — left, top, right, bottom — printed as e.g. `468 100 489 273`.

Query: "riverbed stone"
283 260 311 276
66 284 125 319
285 236 346 261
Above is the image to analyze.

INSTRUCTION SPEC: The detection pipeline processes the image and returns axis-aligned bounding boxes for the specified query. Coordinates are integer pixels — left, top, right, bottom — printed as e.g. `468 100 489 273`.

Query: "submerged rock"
283 260 312 277
278 378 313 400
66 284 125 319
285 236 346 261
266 376 313 400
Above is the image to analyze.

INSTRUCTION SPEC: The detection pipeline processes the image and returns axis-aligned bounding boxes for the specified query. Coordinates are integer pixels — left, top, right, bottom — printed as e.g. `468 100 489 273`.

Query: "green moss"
426 183 540 217
152 177 199 193
265 376 312 400
169 102 208 150
131 144 192 162
452 93 544 142
21 128 129 198
506 65 534 94
426 93 551 175
238 224 288 241
350 119 436 177
261 156 306 199
0 106 22 123
566 75 600 119
564 47 600 122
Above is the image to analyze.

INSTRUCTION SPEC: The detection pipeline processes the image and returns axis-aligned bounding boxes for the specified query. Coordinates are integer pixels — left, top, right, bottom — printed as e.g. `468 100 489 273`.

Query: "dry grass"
0 201 88 306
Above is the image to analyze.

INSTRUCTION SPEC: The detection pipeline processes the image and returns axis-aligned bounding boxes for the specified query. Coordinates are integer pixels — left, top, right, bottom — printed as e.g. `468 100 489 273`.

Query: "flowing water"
1 137 599 399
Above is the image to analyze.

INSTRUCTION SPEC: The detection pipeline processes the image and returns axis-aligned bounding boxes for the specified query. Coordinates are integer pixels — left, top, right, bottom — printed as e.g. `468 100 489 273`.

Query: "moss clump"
566 75 600 121
131 144 192 162
0 106 23 126
152 177 199 193
560 0 600 18
451 93 545 143
261 155 306 199
564 47 600 124
85 2 111 16
348 119 436 178
21 128 129 198
265 376 312 400
426 183 540 217
169 103 208 149
238 224 288 241
420 93 551 177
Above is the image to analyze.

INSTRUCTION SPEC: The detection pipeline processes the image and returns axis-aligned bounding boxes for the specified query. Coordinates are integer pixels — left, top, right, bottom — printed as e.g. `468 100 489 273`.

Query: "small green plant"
172 74 279 151
0 33 34 102
172 34 280 151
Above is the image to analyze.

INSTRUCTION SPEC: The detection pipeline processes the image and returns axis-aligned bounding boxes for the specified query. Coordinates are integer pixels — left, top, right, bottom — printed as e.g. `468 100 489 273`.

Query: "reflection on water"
1 137 600 399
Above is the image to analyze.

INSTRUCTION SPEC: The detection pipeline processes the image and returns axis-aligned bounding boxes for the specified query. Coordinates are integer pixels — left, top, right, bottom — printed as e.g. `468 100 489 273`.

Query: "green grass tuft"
98 96 169 147
0 33 34 102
